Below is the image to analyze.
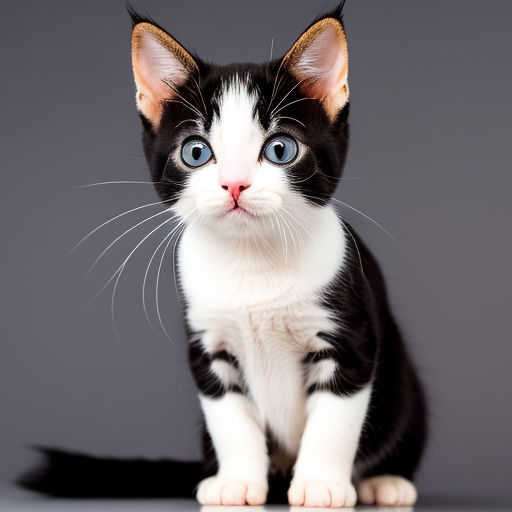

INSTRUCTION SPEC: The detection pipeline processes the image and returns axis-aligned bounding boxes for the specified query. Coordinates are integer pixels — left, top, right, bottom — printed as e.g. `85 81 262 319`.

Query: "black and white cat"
20 5 427 507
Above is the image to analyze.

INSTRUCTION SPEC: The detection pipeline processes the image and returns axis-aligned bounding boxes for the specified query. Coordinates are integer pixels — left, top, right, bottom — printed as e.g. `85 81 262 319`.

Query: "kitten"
19 4 427 507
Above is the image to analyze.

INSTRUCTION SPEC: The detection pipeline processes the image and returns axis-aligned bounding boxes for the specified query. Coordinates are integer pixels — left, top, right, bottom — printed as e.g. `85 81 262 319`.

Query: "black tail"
18 447 203 498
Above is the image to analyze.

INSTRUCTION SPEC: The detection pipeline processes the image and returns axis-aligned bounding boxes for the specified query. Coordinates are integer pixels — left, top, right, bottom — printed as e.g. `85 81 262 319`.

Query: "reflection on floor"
1 487 510 512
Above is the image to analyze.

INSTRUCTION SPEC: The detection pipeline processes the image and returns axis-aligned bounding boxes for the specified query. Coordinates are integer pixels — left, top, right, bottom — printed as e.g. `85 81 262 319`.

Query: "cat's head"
130 5 349 239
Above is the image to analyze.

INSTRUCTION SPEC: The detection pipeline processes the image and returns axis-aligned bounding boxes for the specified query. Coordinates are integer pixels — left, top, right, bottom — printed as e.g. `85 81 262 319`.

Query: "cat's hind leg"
357 475 417 506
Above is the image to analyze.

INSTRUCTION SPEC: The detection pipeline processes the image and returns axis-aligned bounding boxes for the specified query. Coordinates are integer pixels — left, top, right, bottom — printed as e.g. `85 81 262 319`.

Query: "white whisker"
331 198 406 252
280 205 316 249
275 115 306 128
75 181 165 188
267 59 287 113
270 78 307 118
277 211 298 252
172 223 188 303
191 76 208 118
155 212 197 343
174 118 201 130
165 98 204 120
85 216 175 310
163 81 205 121
254 228 280 263
154 210 199 342
142 229 177 335
273 212 288 265
340 218 366 279
84 208 176 278
288 168 321 185
68 198 171 257
272 97 314 118
155 230 178 344
281 208 305 250
109 215 177 340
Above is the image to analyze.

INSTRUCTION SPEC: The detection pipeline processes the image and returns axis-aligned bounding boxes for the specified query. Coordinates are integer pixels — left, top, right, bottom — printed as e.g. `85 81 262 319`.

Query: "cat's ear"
281 13 349 121
131 19 198 128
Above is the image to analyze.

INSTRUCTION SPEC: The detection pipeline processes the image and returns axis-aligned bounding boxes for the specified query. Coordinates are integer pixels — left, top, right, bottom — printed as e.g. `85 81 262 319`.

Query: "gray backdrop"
1 0 511 501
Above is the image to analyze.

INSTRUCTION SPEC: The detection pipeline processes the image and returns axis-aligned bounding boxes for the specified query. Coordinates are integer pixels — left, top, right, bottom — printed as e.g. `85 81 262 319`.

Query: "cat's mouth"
227 203 251 216
220 196 282 221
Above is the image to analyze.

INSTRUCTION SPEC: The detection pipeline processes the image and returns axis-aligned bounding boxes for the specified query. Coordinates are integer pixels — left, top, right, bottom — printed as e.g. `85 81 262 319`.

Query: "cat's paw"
196 476 267 506
288 479 357 508
357 475 417 506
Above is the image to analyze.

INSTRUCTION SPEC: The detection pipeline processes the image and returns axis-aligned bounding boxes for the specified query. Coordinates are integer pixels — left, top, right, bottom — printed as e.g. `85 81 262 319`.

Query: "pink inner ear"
295 26 347 100
136 32 188 100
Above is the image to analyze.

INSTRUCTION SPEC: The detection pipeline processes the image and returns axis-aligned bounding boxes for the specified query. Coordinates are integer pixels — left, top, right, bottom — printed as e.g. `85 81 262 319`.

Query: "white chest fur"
178 205 346 453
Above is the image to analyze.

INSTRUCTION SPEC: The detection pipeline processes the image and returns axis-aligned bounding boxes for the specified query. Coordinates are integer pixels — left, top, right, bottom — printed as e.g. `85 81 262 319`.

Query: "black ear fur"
308 1 346 28
126 3 161 30
126 3 200 63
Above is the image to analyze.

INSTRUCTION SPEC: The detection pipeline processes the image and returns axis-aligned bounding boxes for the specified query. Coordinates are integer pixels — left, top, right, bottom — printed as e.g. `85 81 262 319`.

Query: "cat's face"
130 8 349 239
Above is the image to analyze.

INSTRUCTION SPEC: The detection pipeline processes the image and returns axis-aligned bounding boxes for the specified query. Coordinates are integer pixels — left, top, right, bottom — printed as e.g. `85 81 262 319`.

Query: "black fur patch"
188 339 243 397
17 2 427 499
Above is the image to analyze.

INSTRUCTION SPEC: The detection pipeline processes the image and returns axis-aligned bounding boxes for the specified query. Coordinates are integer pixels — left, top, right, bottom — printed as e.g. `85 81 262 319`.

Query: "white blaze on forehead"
209 76 264 184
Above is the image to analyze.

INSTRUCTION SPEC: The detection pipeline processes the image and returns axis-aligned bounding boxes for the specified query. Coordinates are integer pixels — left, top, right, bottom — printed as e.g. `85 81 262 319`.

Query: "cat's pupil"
192 145 202 161
274 142 285 160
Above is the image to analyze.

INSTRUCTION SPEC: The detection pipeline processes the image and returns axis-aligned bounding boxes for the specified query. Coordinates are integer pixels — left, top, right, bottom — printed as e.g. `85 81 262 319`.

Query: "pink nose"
221 182 251 202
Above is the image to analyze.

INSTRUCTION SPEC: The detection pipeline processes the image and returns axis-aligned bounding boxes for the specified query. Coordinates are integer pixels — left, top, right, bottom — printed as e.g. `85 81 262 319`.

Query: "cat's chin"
195 209 277 240
218 209 262 233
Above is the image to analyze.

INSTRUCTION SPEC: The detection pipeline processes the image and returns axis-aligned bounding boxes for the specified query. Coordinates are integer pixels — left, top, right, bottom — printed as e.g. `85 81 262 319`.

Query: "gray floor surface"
1 486 511 512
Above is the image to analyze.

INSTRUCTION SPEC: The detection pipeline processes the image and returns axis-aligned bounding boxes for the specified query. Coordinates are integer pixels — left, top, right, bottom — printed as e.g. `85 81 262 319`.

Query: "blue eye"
181 139 213 167
263 136 298 165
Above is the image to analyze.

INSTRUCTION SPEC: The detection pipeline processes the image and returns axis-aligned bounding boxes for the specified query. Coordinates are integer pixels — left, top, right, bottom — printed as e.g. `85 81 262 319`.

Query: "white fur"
173 77 370 505
210 77 263 189
197 394 269 505
289 387 371 507
357 475 417 506
172 76 308 237
199 394 268 482
305 359 337 389
210 360 242 389
293 388 371 482
180 205 346 454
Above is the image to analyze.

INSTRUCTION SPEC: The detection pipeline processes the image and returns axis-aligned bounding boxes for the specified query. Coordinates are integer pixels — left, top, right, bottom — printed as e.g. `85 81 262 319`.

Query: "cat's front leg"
288 387 371 508
188 340 269 505
197 393 269 505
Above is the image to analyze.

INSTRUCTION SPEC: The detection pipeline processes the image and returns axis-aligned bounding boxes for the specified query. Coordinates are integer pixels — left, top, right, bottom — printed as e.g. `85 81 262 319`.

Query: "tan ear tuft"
131 23 198 128
282 18 349 121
